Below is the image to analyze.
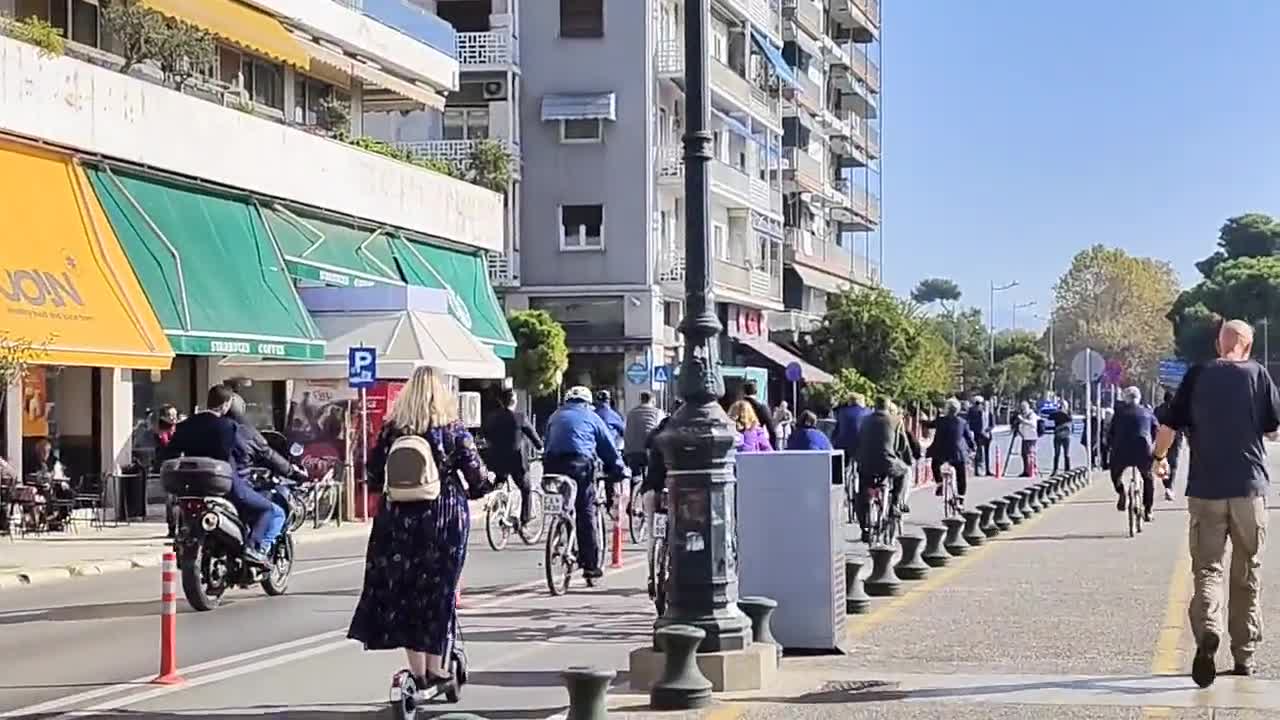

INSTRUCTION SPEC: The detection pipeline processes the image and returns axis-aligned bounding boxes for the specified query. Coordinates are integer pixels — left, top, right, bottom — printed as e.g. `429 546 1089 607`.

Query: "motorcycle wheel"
180 542 227 611
261 533 295 596
287 494 307 534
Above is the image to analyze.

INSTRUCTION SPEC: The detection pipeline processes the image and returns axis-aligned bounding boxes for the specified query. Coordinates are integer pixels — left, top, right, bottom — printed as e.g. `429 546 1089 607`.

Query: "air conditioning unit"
482 79 507 100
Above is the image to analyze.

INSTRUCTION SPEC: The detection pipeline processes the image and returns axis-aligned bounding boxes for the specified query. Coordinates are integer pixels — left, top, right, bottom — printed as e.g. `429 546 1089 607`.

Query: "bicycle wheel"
846 479 857 525
595 508 608 570
544 517 573 596
485 492 512 551
1127 476 1137 538
653 537 668 617
313 473 338 528
1133 476 1144 534
519 489 546 545
867 494 884 546
628 484 648 544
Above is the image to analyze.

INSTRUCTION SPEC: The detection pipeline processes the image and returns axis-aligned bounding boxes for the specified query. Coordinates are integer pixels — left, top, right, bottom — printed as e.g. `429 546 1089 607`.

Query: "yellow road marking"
1151 534 1193 675
845 480 1077 641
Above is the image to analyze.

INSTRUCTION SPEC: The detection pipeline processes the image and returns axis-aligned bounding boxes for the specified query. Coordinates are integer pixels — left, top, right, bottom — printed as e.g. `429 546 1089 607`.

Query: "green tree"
1170 214 1280 362
898 328 955 405
506 310 568 397
465 139 513 193
101 0 165 74
910 277 962 311
1052 244 1179 386
928 306 991 395
803 368 877 416
153 18 215 91
11 16 64 57
995 353 1038 401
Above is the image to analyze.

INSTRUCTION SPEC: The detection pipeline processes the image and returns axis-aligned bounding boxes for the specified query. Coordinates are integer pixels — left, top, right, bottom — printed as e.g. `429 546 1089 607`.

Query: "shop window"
559 204 604 251
233 380 286 431
559 0 603 38
131 357 196 464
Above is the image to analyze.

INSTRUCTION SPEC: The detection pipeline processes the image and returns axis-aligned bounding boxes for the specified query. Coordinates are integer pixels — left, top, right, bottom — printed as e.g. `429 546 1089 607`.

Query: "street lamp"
989 280 1018 365
652 0 752 673
1011 300 1036 331
1033 311 1054 393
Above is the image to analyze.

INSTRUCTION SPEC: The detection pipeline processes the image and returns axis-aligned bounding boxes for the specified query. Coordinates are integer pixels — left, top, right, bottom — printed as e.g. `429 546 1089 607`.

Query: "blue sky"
881 1 1280 329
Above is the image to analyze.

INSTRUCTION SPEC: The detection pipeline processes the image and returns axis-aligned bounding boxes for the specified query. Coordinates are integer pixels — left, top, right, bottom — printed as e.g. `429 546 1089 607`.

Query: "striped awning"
541 92 617 122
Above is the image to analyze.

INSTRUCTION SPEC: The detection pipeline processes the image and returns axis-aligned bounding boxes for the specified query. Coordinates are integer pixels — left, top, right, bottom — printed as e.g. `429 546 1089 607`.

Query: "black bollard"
738 596 781 667
894 535 930 580
649 625 712 710
991 498 1012 531
961 510 985 546
1004 493 1024 524
845 560 872 613
943 516 968 556
1026 486 1043 513
1035 482 1052 508
563 666 615 720
1017 489 1034 516
978 503 999 538
864 546 901 596
1052 477 1067 501
921 526 949 567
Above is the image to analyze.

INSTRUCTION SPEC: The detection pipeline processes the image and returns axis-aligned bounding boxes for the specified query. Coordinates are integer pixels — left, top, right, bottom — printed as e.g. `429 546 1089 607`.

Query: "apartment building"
492 0 826 411
776 0 881 345
0 0 512 485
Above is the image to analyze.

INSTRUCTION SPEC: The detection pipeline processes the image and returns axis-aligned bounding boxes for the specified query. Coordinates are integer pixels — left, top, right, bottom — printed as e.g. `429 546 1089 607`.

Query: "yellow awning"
298 38 446 111
0 137 174 370
141 0 310 70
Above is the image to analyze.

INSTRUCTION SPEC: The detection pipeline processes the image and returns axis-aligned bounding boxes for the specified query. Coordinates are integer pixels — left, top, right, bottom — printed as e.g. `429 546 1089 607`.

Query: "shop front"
0 136 174 483
720 302 833 413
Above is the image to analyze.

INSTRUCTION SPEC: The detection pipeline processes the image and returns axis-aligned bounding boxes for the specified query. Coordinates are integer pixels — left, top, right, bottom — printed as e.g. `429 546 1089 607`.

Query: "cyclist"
854 396 912 543
623 391 665 497
1108 386 1159 521
594 390 626 512
481 388 543 526
928 398 974 506
545 386 627 580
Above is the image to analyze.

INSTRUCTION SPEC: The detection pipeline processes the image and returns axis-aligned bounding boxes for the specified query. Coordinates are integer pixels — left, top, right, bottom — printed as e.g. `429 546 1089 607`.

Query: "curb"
0 573 25 589
69 559 136 577
18 567 73 586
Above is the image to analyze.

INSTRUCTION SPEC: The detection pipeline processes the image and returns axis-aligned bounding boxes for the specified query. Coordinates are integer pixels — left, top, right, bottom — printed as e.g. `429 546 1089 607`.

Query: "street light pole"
989 280 1018 366
1011 300 1036 332
653 0 751 666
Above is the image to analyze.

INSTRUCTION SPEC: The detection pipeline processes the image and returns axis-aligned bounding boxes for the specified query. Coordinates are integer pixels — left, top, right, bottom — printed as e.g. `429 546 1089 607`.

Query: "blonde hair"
728 400 759 431
385 366 457 434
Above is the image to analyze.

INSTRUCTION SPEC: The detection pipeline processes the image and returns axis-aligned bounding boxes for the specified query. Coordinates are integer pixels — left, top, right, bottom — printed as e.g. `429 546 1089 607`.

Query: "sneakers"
1192 631 1220 688
1231 663 1254 677
935 484 944 497
243 546 271 567
583 567 604 580
1164 488 1175 502
1143 510 1154 523
1116 493 1127 512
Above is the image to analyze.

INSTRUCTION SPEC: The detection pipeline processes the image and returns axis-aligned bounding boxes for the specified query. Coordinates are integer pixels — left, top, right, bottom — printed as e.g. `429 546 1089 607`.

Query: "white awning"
735 335 835 384
791 265 852 295
541 92 617 121
298 38 446 111
219 309 504 381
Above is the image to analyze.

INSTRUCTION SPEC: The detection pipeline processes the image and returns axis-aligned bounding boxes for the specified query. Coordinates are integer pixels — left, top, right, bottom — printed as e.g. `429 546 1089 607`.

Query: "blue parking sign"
348 347 377 389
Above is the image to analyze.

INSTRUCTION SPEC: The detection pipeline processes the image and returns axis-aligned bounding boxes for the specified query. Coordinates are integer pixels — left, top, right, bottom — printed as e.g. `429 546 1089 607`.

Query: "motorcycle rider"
545 386 627 580
225 390 307 555
162 385 299 566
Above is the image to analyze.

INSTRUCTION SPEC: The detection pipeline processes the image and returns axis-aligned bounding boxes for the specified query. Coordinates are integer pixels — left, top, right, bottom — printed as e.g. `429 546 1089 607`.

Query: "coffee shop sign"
210 340 288 357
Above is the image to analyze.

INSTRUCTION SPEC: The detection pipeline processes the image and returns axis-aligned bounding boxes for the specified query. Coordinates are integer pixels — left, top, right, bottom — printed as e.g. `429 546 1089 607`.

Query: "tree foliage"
1052 244 1180 385
153 18 215 91
927 306 991 396
12 16 64 57
1170 214 1280 362
991 331 1048 401
506 310 568 397
910 277 962 310
0 333 47 410
806 287 954 406
803 368 877 416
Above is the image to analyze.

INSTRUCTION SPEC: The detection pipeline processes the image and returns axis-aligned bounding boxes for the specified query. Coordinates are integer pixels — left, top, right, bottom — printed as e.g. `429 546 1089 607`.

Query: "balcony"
835 185 881 230
724 0 783 43
0 33 502 252
486 251 518 288
785 230 878 286
850 45 881 94
787 69 822 115
456 29 518 67
782 0 823 39
656 39 683 78
830 0 880 42
710 59 755 112
398 138 522 177
866 126 881 159
715 256 783 306
784 148 825 194
657 145 685 183
711 159 754 203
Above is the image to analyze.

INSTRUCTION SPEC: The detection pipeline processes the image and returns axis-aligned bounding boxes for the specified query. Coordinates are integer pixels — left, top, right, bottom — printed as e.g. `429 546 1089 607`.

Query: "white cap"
565 385 593 403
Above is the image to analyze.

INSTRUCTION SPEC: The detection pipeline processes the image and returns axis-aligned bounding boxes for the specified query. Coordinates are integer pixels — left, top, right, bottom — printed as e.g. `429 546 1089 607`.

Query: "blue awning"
713 109 752 139
541 92 617 121
750 28 797 88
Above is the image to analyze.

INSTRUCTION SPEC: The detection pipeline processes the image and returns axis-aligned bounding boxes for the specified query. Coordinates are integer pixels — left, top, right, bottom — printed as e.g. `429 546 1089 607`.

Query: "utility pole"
989 280 1018 366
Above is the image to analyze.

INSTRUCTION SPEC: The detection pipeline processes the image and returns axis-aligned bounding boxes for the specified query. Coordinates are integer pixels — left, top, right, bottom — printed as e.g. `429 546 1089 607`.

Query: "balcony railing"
854 0 881 27
866 126 881 158
710 59 755 111
790 70 822 113
657 249 686 284
657 145 685 180
456 29 518 66
656 39 683 77
850 44 881 93
785 230 878 285
785 148 825 192
783 0 823 38
711 160 753 202
398 138 521 171
486 251 518 287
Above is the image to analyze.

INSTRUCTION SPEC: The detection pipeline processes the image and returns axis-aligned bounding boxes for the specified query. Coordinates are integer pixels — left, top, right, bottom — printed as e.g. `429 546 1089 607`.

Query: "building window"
560 204 604 250
443 107 491 140
241 56 284 110
560 118 603 143
559 0 604 38
293 78 341 126
713 223 729 261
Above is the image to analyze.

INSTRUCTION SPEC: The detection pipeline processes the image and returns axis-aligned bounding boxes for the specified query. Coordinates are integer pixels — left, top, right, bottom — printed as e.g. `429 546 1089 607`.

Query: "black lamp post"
653 0 752 659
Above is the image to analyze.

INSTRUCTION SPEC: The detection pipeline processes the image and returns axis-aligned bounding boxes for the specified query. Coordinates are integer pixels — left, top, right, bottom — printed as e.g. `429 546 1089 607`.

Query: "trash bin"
118 472 147 520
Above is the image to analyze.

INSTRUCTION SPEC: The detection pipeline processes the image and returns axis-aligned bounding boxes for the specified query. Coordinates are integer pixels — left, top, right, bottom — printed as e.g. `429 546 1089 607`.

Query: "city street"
7 435 1280 719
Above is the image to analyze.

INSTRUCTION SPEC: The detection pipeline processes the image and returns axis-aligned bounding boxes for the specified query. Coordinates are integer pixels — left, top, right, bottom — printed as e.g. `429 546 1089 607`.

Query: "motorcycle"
162 456 299 612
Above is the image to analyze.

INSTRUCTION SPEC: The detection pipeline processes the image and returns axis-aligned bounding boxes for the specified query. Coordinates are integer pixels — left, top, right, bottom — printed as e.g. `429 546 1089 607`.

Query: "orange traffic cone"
994 447 1003 479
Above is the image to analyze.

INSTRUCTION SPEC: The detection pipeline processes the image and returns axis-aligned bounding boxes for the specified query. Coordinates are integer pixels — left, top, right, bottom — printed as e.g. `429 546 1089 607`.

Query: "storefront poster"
22 368 48 438
286 379 404 485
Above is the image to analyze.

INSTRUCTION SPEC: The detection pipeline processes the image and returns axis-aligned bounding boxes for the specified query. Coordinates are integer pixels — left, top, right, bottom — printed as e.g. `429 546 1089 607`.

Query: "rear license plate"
653 513 668 538
543 495 563 515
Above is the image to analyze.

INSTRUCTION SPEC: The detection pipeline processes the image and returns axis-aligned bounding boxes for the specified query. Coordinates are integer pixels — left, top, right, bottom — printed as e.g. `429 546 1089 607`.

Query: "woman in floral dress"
348 366 489 692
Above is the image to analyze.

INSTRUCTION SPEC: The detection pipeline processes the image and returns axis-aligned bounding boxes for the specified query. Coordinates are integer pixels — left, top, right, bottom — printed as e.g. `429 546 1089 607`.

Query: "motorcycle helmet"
595 389 611 404
565 386 593 404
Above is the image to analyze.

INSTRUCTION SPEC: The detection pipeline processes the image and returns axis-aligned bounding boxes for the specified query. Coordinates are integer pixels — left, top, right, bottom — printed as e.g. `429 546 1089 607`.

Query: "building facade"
0 0 512 491
469 0 878 410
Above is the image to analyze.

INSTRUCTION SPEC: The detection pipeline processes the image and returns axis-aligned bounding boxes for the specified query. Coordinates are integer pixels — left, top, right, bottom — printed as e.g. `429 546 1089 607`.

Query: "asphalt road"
6 431 1221 720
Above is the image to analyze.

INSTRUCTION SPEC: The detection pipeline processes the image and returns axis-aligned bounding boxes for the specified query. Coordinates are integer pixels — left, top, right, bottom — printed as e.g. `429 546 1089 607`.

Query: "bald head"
1218 319 1255 360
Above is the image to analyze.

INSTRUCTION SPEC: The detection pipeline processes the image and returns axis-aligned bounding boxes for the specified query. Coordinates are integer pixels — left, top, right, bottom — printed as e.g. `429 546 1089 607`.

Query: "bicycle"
844 466 858 525
484 471 545 551
939 464 962 521
287 467 340 533
649 489 670 617
541 473 608 595
628 479 648 544
864 476 901 548
1128 467 1143 538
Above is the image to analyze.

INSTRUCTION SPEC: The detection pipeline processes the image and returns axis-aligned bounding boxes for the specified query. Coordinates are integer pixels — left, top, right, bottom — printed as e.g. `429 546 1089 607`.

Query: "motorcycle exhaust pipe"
200 511 245 547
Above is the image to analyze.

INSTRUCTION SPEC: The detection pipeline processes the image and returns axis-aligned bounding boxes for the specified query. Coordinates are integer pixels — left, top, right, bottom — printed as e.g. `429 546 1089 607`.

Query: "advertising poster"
22 368 48 438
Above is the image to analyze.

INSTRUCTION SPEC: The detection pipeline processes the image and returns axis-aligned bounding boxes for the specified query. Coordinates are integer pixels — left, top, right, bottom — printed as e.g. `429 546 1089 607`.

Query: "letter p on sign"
348 347 377 389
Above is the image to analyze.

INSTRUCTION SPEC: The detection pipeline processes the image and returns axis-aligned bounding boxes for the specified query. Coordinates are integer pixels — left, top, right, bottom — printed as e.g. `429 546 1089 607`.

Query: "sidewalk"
0 519 371 590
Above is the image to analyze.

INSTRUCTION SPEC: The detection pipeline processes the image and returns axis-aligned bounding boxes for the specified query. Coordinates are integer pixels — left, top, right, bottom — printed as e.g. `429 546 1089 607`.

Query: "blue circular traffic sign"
784 362 803 383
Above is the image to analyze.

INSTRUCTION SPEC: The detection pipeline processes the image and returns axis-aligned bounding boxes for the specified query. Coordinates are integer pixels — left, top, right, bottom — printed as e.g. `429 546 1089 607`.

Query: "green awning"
85 167 326 360
259 203 404 288
393 233 516 358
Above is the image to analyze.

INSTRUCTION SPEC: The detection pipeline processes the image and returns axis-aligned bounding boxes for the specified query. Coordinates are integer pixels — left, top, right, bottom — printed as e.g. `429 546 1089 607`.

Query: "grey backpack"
384 434 441 502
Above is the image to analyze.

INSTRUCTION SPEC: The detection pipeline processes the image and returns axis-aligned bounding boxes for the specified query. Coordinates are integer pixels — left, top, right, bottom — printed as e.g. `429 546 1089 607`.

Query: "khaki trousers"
1187 497 1268 665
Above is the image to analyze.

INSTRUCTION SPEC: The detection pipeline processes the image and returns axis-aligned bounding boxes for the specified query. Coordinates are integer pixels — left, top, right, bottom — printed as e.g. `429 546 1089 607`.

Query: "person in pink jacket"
729 400 773 453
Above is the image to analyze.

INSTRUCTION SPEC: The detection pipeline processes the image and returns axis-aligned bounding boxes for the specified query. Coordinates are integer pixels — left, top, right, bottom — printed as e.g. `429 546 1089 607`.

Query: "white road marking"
5 556 645 718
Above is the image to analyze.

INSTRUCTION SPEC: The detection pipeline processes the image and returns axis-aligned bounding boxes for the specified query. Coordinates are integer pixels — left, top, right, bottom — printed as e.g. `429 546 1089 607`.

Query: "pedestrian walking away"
1155 390 1185 500
966 395 994 476
1050 400 1073 474
1154 319 1280 689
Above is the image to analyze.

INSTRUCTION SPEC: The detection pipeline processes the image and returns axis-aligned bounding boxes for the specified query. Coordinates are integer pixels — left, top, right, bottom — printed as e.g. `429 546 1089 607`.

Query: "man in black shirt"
1155 319 1280 688
482 388 543 525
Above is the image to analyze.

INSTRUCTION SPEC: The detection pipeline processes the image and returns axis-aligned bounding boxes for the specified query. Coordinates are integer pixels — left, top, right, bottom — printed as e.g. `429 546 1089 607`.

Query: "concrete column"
282 66 297 124
5 381 20 477
349 80 365 137
99 368 134 476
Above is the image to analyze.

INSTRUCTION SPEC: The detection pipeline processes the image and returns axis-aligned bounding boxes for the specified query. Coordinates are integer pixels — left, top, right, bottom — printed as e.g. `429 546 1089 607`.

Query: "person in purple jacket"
728 400 773 453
